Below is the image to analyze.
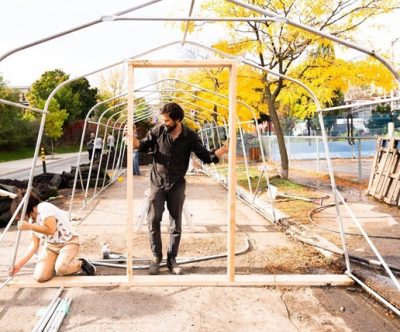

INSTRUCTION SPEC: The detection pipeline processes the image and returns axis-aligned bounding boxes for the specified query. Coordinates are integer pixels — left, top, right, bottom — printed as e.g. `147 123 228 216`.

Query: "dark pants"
147 181 186 259
133 151 140 175
94 148 102 159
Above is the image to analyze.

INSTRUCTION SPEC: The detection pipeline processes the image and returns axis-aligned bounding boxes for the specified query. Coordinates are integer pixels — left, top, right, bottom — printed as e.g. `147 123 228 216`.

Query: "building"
9 85 30 106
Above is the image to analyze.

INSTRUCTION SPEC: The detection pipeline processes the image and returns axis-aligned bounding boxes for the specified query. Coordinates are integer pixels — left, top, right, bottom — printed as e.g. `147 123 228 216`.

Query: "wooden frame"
127 59 238 283
7 59 353 288
8 274 353 288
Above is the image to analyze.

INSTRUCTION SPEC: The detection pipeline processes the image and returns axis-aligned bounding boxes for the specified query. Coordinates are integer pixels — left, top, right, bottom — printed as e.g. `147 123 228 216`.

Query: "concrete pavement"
0 152 81 177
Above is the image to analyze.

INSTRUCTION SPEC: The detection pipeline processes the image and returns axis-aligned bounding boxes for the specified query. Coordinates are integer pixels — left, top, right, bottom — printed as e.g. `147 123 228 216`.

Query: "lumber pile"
367 138 400 205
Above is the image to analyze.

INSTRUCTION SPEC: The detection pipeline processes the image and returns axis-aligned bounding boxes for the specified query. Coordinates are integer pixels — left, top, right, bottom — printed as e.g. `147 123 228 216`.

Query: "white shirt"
94 137 103 149
31 202 77 244
107 135 115 147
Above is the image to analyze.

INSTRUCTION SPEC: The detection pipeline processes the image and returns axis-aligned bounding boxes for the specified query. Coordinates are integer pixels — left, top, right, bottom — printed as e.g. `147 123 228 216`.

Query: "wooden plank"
8 274 354 288
391 166 400 205
388 151 400 203
370 139 393 197
126 63 134 281
374 140 394 196
367 138 383 192
393 176 400 205
368 137 400 204
382 151 400 203
377 146 398 200
128 59 236 68
227 62 238 282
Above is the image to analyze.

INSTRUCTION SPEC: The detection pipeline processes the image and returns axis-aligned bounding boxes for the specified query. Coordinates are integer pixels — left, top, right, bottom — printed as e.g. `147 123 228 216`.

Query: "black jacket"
139 124 219 189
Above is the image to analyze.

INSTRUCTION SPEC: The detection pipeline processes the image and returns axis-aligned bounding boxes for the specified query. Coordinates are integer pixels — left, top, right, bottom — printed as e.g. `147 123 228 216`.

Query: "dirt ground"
1 285 399 332
287 166 400 308
1 167 400 331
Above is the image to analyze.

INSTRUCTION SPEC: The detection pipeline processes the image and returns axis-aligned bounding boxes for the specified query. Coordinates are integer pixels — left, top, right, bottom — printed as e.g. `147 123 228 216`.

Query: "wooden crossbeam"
8 274 354 288
128 59 236 68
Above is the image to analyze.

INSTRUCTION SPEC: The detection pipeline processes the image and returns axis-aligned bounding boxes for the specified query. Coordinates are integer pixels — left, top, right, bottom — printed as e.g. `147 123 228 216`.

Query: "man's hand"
215 140 229 158
18 220 32 231
220 140 229 154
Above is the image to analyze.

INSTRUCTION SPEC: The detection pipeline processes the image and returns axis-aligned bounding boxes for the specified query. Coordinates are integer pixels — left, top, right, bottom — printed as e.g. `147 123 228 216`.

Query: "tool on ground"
93 238 251 270
101 243 127 261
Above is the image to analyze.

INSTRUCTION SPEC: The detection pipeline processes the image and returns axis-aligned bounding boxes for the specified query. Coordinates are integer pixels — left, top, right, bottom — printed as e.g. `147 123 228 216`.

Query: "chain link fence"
259 135 378 181
201 128 380 182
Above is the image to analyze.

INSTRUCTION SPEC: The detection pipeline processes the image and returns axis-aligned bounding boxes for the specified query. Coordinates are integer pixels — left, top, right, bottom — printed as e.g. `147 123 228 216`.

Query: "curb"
0 155 79 178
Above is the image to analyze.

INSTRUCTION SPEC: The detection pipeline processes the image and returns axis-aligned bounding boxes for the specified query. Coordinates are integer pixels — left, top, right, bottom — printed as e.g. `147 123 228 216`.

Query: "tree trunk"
266 98 289 179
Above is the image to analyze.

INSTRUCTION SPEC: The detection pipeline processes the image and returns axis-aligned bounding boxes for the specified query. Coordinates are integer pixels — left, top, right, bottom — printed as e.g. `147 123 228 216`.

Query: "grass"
0 144 81 163
235 167 324 224
236 168 306 193
54 144 81 154
0 147 36 162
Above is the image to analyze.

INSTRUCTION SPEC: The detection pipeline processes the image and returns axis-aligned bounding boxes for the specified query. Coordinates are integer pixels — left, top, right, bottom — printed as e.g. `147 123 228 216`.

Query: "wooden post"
227 62 238 282
126 63 134 281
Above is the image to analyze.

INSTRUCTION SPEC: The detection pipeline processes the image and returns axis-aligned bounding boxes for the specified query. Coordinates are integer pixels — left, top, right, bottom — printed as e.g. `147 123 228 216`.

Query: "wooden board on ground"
8 274 354 288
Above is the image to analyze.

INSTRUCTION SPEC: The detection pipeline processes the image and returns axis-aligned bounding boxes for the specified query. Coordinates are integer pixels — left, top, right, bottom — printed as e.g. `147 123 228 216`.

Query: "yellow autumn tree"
194 0 399 178
282 41 397 119
171 60 266 138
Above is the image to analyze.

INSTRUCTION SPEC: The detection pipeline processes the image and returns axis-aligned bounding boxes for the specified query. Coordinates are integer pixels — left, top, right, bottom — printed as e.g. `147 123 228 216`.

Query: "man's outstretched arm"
132 126 157 151
191 134 229 164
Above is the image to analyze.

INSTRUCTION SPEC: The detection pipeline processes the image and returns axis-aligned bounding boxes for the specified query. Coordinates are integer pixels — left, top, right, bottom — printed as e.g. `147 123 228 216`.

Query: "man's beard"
165 122 177 132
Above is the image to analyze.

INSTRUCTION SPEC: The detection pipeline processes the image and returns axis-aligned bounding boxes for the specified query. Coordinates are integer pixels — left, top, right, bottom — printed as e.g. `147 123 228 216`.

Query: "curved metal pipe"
13 39 319 262
0 98 47 114
0 0 162 61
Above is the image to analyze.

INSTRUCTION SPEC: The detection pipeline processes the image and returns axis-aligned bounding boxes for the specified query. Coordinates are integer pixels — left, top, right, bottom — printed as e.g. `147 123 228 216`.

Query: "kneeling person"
10 191 96 282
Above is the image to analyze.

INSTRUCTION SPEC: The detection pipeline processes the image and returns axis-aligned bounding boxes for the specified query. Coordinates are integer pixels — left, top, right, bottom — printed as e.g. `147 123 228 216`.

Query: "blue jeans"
133 150 140 175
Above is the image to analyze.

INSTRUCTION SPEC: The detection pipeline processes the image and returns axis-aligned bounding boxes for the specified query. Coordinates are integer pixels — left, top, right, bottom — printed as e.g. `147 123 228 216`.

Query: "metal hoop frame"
0 1 398 315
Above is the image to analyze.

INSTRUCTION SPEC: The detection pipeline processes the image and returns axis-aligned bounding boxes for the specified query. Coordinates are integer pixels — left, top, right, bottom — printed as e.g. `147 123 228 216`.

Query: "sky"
0 0 399 89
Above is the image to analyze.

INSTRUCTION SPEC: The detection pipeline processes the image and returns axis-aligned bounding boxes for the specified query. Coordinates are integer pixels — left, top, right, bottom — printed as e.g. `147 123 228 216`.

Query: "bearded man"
132 102 228 275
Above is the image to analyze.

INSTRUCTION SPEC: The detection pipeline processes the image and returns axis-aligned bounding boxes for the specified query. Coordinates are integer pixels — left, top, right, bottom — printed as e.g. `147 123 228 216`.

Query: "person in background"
9 190 96 282
133 133 141 175
107 133 115 152
86 132 95 160
94 136 103 159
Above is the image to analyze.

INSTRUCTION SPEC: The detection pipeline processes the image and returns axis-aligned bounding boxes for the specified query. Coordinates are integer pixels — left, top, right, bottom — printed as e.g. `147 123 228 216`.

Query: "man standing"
133 102 228 275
